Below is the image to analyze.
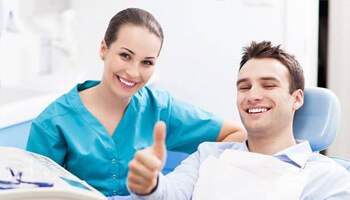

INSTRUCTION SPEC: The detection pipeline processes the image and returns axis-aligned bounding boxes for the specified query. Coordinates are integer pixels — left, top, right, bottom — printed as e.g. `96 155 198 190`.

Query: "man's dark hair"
240 41 304 93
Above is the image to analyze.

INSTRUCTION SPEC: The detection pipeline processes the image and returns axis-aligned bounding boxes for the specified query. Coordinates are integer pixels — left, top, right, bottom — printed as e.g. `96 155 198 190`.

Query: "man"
127 41 350 199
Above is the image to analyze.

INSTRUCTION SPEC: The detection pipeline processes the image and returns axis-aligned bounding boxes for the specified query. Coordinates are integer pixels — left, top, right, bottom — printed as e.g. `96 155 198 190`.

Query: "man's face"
236 58 303 138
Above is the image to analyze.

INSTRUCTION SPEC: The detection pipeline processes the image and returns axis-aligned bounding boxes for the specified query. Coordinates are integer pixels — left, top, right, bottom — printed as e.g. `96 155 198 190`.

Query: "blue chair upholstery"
0 120 32 149
331 157 350 171
162 151 190 175
293 87 341 152
293 87 350 170
164 87 349 173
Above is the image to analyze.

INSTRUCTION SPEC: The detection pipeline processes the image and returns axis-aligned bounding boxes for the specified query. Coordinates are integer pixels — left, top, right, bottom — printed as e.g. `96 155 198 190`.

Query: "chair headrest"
293 87 341 152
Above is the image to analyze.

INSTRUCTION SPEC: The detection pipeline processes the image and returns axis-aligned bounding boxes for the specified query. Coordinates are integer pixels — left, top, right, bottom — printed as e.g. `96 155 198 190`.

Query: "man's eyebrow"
260 76 280 82
236 78 248 86
236 76 280 86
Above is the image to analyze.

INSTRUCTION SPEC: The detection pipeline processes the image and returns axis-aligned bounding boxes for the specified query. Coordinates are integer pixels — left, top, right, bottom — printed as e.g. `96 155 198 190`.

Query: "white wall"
0 0 319 126
327 0 350 159
3 0 350 159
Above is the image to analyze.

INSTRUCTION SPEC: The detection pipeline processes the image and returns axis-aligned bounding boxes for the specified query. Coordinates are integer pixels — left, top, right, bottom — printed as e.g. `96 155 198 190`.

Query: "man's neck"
246 134 297 155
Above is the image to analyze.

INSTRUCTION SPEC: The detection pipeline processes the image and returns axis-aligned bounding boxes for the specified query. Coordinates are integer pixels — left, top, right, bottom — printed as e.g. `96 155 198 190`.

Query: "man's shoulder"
307 153 350 176
302 153 350 199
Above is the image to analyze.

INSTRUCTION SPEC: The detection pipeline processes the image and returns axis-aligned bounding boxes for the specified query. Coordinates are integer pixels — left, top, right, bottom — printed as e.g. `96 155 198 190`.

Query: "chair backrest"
331 157 350 171
0 120 32 149
162 151 190 175
293 87 341 152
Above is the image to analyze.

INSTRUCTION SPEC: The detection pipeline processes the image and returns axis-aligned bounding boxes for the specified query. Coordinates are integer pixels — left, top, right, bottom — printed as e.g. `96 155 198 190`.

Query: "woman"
26 8 245 197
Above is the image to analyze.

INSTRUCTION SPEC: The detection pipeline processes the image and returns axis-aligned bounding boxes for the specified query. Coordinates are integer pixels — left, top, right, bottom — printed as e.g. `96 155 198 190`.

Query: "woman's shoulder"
34 84 81 123
134 86 172 108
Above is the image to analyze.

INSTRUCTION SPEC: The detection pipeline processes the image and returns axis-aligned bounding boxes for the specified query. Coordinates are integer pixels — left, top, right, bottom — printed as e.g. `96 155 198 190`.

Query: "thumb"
152 121 167 164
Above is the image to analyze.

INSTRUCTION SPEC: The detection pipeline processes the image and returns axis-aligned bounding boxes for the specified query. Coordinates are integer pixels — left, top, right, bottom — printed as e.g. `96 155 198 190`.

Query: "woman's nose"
125 62 139 78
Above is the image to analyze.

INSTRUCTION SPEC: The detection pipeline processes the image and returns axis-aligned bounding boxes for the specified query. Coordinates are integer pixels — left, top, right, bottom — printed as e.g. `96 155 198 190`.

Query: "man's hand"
127 121 167 195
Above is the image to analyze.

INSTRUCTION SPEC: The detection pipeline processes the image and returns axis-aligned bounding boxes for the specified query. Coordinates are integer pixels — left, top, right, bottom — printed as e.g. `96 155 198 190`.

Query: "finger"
129 153 160 179
128 158 159 195
152 121 166 162
134 150 162 171
128 168 158 188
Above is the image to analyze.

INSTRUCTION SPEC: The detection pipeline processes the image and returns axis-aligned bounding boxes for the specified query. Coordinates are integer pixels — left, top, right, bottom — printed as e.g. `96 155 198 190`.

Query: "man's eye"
238 86 250 90
264 85 276 88
119 53 130 59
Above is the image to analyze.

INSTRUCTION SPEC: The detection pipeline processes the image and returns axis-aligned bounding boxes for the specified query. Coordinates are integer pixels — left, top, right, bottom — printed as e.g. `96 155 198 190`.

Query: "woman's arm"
216 120 247 142
26 121 67 165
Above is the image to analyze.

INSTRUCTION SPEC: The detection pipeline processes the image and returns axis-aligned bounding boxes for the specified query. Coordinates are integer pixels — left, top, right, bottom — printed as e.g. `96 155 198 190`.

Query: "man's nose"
247 86 264 103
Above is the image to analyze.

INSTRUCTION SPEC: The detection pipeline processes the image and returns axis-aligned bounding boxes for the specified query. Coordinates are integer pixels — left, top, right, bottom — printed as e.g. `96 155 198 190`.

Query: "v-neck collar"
67 81 134 140
68 81 110 139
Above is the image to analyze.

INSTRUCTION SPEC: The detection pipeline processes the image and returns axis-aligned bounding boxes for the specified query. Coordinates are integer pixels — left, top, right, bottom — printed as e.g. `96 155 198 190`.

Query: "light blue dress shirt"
26 80 222 197
130 140 350 200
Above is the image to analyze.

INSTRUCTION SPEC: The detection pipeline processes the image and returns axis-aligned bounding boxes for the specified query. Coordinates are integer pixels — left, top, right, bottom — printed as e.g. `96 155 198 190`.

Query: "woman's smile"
116 75 138 88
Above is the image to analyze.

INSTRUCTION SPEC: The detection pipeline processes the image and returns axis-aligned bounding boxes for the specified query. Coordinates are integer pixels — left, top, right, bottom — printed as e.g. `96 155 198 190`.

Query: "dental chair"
0 88 349 172
164 87 350 173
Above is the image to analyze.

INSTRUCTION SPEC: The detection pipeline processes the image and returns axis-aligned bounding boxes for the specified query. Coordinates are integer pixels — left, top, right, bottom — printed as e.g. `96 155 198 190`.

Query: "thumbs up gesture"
127 121 167 195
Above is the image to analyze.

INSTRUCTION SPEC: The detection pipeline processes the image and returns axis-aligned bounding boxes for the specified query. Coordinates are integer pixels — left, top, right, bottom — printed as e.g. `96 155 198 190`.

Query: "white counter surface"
0 87 61 129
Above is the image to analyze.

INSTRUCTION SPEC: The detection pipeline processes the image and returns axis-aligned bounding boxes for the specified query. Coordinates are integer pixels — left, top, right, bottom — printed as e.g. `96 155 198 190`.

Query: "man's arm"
216 120 247 142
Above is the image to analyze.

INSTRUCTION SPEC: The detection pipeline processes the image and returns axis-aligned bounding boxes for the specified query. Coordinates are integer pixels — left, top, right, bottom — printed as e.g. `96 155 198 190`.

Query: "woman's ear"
292 89 304 111
99 40 107 60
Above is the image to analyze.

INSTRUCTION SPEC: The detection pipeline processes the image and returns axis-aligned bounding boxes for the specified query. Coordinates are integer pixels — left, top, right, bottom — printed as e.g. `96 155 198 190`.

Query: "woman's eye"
119 53 130 59
142 60 154 66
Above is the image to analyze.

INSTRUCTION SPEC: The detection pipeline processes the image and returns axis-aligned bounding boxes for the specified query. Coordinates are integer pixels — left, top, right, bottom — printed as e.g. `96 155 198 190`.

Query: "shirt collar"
274 140 312 168
236 140 250 152
236 140 312 168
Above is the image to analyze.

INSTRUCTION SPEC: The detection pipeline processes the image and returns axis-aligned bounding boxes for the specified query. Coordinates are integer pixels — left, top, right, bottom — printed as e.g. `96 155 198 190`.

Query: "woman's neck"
93 82 131 111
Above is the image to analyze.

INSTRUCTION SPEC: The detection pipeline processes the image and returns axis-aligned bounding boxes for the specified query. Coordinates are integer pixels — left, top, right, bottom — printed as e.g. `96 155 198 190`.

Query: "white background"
11 0 350 159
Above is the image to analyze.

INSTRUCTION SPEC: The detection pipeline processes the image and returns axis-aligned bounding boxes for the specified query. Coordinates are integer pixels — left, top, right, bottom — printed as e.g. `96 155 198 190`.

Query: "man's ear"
292 89 304 111
99 40 107 60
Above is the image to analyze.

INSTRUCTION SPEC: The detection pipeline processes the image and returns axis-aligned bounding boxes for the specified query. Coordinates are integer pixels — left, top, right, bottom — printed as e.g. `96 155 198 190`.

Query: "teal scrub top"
26 80 222 196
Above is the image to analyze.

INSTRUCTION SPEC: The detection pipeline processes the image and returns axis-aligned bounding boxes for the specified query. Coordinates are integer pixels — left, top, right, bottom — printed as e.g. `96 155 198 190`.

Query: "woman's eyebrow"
121 47 135 55
121 47 156 59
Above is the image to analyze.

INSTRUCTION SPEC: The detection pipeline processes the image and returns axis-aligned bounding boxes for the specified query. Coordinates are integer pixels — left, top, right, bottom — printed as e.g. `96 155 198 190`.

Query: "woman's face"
100 25 162 100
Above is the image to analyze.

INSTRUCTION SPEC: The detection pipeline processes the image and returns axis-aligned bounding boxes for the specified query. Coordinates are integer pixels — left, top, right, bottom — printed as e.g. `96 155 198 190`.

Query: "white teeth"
248 108 268 114
119 77 136 86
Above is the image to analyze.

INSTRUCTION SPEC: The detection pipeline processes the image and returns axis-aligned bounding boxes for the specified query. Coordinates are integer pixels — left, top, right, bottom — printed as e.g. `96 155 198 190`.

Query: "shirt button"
111 159 116 164
113 190 117 195
112 174 117 179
